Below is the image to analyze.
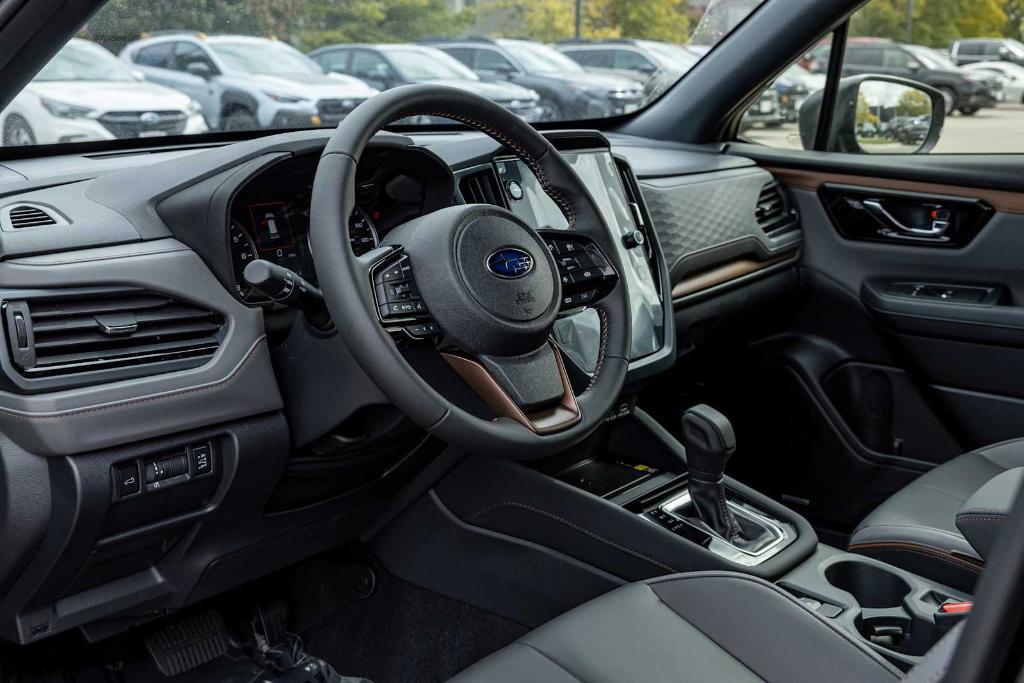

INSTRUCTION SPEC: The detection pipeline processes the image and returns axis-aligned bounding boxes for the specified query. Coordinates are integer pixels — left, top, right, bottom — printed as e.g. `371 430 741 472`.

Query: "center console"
374 403 970 671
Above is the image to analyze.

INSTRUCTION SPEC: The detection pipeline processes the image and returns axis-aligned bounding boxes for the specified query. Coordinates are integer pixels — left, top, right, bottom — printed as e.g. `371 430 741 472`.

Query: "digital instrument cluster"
228 148 449 303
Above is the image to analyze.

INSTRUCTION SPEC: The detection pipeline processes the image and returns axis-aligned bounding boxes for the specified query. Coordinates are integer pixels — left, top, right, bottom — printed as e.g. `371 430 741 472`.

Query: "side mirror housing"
185 61 213 79
799 75 945 154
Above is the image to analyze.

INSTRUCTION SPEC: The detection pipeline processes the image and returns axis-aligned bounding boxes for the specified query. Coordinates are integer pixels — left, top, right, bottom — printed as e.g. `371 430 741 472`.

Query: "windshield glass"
35 40 135 82
385 47 479 81
1 0 767 150
504 42 586 74
211 42 323 76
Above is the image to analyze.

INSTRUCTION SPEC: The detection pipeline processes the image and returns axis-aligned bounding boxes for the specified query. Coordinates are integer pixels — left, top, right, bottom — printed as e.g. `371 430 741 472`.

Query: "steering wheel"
309 85 630 458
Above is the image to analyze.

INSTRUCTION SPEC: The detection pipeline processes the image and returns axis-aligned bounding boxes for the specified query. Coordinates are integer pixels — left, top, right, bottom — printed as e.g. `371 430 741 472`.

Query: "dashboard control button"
190 443 213 477
622 230 646 249
506 180 524 201
114 462 141 499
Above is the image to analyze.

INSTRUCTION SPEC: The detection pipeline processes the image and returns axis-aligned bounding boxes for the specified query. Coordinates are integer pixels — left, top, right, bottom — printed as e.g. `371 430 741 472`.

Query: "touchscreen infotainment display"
494 151 664 364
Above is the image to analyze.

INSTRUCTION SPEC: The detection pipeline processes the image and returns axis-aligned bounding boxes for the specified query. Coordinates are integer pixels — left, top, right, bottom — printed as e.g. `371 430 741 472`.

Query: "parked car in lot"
425 37 644 121
121 34 378 131
308 43 542 121
961 60 1024 103
1 38 207 146
740 87 783 129
888 115 931 144
950 38 1024 67
773 63 826 122
556 39 700 102
807 38 996 115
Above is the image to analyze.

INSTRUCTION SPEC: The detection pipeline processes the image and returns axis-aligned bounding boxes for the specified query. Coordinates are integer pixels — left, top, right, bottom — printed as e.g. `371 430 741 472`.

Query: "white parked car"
961 61 1024 104
1 38 207 146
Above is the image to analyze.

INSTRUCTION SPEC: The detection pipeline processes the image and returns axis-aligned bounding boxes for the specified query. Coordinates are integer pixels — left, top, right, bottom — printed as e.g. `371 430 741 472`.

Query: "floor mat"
296 562 527 683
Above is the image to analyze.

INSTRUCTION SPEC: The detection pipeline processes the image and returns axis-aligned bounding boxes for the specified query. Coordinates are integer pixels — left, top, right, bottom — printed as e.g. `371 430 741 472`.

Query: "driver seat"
450 571 958 682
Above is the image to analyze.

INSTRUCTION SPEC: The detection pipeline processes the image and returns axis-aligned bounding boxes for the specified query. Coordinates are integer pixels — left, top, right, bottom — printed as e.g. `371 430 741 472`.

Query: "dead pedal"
144 609 230 676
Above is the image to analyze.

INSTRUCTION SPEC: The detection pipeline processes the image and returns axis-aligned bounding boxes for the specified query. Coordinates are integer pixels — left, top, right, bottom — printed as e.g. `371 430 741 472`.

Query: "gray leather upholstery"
451 572 903 683
849 438 1024 592
956 468 1023 561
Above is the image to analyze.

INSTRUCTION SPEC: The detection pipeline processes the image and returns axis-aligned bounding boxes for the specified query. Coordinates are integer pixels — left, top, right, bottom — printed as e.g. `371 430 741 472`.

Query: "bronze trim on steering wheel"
441 345 581 435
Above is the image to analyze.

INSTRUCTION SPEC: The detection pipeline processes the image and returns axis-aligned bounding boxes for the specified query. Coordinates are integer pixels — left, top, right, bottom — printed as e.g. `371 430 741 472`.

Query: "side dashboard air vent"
1 203 65 230
459 167 506 207
616 159 652 250
3 288 224 382
755 182 799 238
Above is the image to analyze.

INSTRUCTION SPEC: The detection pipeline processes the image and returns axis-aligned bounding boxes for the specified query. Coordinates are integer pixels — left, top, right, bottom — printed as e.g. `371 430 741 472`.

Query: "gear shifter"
682 404 743 542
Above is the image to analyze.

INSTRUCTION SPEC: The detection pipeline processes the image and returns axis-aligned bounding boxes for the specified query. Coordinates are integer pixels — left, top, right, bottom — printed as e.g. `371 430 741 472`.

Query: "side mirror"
131 69 146 81
907 60 923 72
185 61 212 79
798 75 945 154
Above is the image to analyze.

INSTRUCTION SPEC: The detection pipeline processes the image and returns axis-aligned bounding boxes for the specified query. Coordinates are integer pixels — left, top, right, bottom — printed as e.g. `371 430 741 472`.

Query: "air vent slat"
459 168 506 208
3 289 224 383
755 182 799 238
3 204 59 229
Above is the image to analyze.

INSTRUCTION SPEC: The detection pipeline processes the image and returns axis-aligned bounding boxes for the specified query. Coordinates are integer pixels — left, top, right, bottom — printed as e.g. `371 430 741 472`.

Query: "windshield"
504 42 586 74
385 47 479 81
1 0 767 150
34 40 135 82
211 42 323 77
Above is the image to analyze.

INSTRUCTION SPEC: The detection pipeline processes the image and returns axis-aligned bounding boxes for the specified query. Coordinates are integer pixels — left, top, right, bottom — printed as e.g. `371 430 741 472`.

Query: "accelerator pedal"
145 609 230 676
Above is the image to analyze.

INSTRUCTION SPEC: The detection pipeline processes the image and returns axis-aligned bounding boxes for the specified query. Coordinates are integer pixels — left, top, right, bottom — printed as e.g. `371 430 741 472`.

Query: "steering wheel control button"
113 461 142 500
542 232 618 312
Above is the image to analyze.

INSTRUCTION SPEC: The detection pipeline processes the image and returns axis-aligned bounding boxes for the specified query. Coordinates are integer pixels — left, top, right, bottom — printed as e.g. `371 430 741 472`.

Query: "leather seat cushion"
450 572 902 683
848 438 1024 592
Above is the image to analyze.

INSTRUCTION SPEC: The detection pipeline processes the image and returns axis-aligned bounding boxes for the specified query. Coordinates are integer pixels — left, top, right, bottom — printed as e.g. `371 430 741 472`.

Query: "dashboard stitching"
383 110 577 228
585 307 608 393
0 337 267 421
464 500 678 572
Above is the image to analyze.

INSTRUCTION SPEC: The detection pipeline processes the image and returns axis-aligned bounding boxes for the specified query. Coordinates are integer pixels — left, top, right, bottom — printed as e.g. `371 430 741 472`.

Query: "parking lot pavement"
746 104 1024 154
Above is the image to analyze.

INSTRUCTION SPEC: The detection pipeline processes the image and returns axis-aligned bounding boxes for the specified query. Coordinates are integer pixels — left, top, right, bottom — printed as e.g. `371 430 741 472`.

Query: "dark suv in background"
425 37 644 121
807 38 996 115
308 43 542 121
950 38 1024 67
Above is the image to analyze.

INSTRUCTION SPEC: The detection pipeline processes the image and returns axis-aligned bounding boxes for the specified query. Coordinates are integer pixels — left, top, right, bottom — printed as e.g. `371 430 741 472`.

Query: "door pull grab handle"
862 199 948 237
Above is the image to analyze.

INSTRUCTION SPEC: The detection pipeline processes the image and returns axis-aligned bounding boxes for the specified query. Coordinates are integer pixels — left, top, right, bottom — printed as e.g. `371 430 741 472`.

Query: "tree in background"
1006 0 1024 40
895 88 931 116
482 0 689 44
850 0 1006 47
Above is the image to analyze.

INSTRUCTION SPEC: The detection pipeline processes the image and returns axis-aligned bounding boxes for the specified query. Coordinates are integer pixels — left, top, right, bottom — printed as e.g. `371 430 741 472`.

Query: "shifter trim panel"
644 490 797 567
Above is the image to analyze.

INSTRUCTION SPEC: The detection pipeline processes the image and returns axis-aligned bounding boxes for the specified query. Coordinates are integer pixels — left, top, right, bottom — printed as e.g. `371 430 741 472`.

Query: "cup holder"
825 560 942 657
825 560 912 608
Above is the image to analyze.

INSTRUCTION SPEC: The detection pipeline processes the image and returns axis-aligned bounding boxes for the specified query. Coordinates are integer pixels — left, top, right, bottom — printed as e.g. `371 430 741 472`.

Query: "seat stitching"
849 541 984 573
955 514 1009 523
851 523 968 542
465 501 678 573
511 642 585 682
646 572 901 678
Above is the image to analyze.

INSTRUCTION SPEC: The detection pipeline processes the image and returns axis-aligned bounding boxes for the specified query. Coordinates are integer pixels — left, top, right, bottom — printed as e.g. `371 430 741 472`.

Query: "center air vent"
3 288 224 383
755 182 799 238
459 167 506 207
1 203 64 230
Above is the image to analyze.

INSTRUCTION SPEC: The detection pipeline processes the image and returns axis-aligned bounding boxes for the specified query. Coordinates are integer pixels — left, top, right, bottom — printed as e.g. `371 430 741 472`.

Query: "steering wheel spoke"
442 343 581 435
539 231 619 314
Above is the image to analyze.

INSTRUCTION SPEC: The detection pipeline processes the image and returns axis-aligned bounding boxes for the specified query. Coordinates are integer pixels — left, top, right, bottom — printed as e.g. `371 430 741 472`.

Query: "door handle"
862 199 949 237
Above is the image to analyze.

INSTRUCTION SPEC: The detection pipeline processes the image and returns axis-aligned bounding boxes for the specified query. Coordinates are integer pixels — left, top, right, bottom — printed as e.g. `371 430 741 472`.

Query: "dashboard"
227 146 453 302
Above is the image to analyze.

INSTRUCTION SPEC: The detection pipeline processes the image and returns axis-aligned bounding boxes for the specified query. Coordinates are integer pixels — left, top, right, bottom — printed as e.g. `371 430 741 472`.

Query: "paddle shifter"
682 404 744 542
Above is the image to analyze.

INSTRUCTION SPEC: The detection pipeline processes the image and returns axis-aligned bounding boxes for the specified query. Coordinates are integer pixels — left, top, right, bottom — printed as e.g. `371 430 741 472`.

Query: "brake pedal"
144 609 230 676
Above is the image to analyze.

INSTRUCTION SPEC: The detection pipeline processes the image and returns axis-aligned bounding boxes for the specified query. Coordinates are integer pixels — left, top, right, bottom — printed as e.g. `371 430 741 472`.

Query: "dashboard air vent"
755 182 799 238
3 288 224 381
1 203 63 230
459 167 506 207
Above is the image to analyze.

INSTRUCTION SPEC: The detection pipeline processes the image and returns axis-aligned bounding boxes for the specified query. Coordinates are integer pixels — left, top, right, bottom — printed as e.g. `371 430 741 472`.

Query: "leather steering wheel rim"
309 84 630 458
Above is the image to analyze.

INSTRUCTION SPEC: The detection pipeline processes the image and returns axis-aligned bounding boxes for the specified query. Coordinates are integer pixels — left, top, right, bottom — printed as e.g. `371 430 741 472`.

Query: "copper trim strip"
672 254 792 300
442 345 581 435
767 167 1024 215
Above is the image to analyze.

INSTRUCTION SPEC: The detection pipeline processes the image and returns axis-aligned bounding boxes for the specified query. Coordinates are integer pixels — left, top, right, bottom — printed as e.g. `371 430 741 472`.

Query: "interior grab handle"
862 199 948 237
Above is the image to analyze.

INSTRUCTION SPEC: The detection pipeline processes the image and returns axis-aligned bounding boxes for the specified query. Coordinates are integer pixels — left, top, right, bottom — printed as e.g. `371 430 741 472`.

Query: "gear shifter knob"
682 404 742 541
682 404 736 484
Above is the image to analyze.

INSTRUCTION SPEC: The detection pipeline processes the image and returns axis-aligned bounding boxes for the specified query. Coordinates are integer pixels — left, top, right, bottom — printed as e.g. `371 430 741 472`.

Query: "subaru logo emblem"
139 111 160 125
486 248 534 279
